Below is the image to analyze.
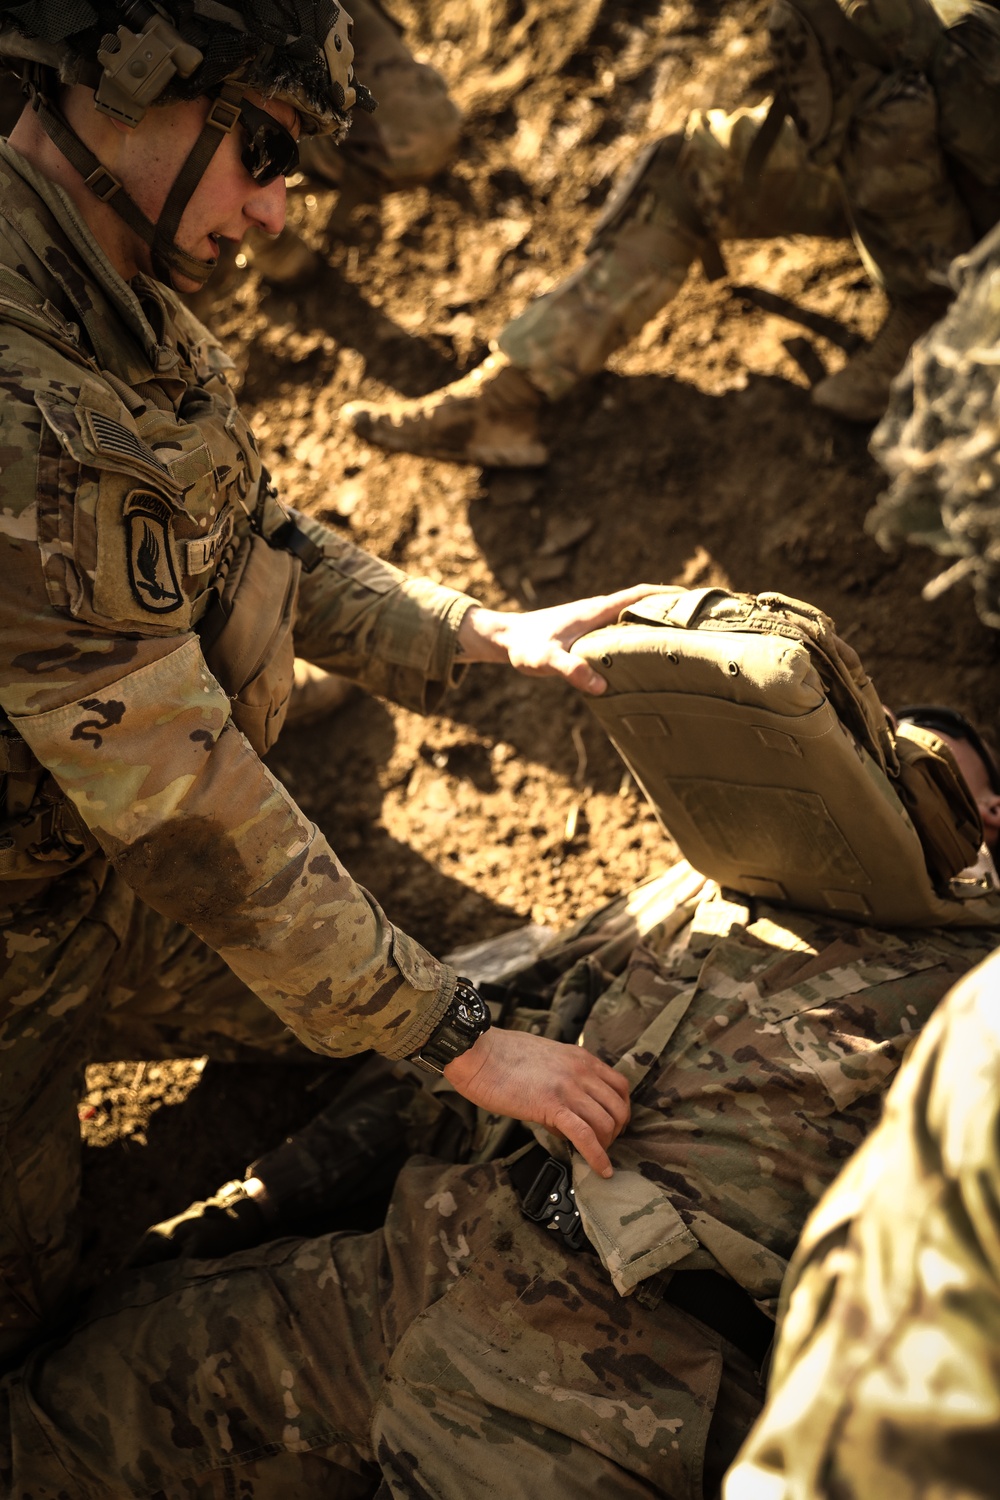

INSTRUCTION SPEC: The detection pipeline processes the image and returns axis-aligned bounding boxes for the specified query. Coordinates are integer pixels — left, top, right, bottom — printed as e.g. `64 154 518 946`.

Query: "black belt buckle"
517 1151 587 1252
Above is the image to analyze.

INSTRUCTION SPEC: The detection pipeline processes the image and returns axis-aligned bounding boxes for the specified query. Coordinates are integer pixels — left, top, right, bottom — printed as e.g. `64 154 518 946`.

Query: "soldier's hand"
457 584 660 695
443 1028 630 1177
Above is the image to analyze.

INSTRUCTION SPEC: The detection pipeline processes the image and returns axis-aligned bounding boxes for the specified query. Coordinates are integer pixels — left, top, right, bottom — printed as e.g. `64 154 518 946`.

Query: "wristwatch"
411 977 492 1073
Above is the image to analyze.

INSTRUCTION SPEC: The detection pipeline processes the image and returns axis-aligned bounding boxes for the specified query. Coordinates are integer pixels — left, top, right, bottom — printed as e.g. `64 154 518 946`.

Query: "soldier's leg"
0 862 331 1370
302 0 460 193
359 1159 753 1499
129 1056 462 1264
342 102 846 466
811 72 974 422
0 863 131 1368
244 0 461 284
0 1158 752 1499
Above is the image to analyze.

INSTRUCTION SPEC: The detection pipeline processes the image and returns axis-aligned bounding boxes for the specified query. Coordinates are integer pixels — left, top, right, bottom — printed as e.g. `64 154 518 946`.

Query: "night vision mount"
94 0 202 126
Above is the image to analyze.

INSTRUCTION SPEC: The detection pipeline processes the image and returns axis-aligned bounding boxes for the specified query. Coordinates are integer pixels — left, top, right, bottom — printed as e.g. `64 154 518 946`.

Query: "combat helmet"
0 0 375 285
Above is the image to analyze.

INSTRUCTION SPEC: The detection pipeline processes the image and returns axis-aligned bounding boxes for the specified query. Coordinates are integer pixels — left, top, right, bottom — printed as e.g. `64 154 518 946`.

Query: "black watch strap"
411 978 492 1074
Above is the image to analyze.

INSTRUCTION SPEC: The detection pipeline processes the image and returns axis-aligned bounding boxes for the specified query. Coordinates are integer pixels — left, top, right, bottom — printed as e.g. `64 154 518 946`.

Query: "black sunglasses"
237 97 300 186
896 704 1000 795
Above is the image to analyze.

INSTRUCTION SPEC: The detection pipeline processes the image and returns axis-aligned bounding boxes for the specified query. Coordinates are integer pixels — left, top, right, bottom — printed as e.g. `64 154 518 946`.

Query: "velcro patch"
85 410 172 479
183 509 235 576
125 491 182 614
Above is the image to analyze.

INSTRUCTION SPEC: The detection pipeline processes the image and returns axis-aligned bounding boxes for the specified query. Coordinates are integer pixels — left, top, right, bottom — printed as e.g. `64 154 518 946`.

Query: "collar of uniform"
0 140 180 378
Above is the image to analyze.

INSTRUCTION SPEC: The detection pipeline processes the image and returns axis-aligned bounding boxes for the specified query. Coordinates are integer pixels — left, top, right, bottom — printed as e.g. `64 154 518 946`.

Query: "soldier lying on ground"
341 0 1000 464
0 0 660 1372
3 586 997 1500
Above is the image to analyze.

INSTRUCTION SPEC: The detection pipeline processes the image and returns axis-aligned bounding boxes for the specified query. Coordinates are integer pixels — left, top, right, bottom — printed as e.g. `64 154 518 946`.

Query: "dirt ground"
79 0 1000 1286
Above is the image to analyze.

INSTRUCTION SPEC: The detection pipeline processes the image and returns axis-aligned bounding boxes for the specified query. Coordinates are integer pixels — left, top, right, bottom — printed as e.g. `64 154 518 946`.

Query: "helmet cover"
0 0 374 135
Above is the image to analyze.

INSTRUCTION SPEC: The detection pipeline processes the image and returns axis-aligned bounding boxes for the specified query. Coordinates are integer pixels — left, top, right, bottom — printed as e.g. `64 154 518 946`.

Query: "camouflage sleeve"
724 948 1000 1500
289 509 477 712
0 391 454 1060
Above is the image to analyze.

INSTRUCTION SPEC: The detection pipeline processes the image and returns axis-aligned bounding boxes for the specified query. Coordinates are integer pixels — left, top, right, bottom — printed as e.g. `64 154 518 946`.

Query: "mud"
77 0 1000 1284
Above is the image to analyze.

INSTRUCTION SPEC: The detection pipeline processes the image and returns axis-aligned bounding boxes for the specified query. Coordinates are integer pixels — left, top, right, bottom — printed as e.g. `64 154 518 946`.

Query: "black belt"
508 1144 774 1367
507 1143 588 1251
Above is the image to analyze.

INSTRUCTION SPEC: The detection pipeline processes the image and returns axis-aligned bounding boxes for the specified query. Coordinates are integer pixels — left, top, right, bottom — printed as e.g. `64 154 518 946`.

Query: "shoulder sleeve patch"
31 391 194 635
125 491 184 614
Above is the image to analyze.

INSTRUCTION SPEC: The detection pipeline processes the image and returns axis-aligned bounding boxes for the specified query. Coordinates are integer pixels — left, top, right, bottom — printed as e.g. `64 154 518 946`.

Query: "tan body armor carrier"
579 587 995 928
0 279 320 883
197 508 321 760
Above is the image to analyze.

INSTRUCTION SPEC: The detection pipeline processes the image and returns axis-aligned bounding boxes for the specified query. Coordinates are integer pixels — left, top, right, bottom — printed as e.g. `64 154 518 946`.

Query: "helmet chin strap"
30 81 247 288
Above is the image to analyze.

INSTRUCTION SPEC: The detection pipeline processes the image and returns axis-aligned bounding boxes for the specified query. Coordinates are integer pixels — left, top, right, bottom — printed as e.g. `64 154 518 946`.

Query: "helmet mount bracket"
95 13 203 127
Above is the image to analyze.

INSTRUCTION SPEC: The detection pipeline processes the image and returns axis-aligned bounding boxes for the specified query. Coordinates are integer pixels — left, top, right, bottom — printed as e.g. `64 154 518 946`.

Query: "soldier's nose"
248 177 287 238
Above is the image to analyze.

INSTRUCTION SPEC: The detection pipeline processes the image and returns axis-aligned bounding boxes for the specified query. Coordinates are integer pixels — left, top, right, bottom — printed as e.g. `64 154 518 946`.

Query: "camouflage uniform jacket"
540 866 999 1308
0 140 477 1060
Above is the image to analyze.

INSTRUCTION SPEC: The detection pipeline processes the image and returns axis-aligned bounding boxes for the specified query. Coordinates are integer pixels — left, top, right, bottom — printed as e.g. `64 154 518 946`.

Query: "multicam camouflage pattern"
0 1156 749 1500
1 864 995 1496
567 873 996 1307
499 103 846 401
0 136 473 1051
869 221 1000 628
0 137 480 1354
0 860 309 1365
496 0 992 401
726 945 1000 1500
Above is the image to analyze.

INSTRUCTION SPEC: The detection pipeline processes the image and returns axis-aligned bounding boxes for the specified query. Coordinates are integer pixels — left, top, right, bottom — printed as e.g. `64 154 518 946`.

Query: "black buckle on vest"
510 1145 587 1252
267 518 324 573
85 166 122 202
207 97 241 133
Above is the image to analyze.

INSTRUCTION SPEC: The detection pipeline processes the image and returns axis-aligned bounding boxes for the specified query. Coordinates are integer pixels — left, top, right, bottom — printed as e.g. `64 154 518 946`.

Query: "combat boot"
811 296 949 423
129 1177 272 1263
342 352 549 467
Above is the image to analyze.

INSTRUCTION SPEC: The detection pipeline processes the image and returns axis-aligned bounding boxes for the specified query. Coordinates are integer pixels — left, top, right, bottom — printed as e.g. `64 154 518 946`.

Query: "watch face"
455 985 489 1029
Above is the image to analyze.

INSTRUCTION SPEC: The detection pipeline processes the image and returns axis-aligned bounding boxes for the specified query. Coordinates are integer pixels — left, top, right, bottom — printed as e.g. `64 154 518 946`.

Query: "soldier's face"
128 90 299 291
56 85 298 291
936 730 1000 855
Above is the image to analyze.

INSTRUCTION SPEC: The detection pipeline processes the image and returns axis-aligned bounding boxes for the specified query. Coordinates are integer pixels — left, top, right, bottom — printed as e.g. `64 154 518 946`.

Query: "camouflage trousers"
0 1152 762 1499
500 96 973 401
300 0 461 191
0 857 306 1369
724 948 1000 1500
